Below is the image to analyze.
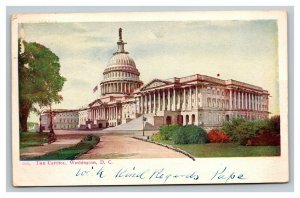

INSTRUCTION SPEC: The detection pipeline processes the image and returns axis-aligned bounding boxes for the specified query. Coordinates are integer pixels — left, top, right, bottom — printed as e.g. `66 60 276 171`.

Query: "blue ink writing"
149 168 199 183
115 167 148 179
211 166 246 183
75 166 105 178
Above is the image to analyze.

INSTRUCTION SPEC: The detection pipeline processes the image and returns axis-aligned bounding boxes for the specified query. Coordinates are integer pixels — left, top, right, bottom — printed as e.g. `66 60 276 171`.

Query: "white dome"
107 53 136 67
100 28 143 96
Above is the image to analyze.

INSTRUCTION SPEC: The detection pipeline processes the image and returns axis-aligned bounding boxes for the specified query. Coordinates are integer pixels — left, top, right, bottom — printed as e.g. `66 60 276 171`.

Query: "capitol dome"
107 53 136 67
100 28 143 96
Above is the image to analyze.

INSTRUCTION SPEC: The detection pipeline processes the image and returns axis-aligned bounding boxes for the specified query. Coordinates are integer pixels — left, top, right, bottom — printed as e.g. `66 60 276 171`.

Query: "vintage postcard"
11 11 288 186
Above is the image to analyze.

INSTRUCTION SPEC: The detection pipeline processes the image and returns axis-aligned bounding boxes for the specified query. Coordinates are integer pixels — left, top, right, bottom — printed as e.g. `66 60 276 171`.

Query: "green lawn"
156 140 280 157
27 134 100 160
20 132 49 149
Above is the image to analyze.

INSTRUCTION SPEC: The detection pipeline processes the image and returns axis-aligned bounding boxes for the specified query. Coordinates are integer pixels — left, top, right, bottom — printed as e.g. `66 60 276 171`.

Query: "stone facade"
41 109 79 130
133 76 269 130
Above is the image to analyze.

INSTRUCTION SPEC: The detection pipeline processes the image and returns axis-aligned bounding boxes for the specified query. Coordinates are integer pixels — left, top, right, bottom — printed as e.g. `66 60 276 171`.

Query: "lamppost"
142 115 147 137
49 104 54 134
39 110 43 133
48 104 57 144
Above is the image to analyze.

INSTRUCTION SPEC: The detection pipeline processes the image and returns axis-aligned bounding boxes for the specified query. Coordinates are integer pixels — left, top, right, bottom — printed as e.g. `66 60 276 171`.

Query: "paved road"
20 129 187 159
78 134 187 159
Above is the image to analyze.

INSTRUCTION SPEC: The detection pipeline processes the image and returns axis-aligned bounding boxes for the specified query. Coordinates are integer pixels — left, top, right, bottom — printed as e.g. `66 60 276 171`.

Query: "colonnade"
100 82 140 95
229 89 268 111
89 106 121 121
136 86 199 114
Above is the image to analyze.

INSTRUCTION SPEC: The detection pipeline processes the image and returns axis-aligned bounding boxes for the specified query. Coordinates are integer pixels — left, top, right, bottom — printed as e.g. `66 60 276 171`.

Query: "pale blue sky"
21 20 279 121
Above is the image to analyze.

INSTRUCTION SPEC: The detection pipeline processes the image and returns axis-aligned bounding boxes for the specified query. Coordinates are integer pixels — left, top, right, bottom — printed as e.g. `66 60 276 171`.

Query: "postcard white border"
11 10 289 186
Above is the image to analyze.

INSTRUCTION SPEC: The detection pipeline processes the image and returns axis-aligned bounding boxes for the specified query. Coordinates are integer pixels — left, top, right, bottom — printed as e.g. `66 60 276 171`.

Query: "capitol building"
42 28 270 131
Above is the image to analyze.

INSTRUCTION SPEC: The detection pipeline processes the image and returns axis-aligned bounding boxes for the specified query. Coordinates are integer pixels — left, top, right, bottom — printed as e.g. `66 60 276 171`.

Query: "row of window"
53 125 77 129
56 113 77 117
207 89 226 96
104 71 138 79
57 118 78 123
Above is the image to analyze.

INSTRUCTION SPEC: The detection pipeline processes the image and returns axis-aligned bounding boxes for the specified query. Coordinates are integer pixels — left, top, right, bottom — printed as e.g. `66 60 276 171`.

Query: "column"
195 86 198 109
172 88 176 111
234 90 237 109
259 95 262 111
108 107 110 120
158 91 161 111
238 91 240 109
229 89 232 110
149 93 152 113
110 107 113 120
141 95 144 114
250 93 253 110
162 90 166 111
177 89 181 109
145 93 148 113
256 94 258 111
189 87 192 110
241 92 244 109
153 92 156 113
246 92 249 110
183 88 186 110
167 89 171 110
254 94 256 111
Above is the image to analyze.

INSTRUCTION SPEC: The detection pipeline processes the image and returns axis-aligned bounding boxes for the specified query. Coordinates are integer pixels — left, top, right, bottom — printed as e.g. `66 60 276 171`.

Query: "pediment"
140 79 171 91
89 99 103 107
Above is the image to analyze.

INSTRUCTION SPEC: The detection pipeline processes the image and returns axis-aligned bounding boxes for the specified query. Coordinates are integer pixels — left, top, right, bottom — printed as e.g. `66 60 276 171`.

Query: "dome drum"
103 67 140 75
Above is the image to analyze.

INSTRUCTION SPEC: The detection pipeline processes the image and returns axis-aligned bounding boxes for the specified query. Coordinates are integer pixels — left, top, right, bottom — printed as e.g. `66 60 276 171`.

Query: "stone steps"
103 115 158 131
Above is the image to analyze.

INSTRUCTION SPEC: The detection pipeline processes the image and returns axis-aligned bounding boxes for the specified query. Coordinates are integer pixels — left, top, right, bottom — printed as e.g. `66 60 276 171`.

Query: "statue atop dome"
115 27 128 55
119 28 122 41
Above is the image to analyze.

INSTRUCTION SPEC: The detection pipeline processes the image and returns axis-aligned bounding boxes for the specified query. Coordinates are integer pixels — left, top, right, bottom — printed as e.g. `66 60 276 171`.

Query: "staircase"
103 115 159 131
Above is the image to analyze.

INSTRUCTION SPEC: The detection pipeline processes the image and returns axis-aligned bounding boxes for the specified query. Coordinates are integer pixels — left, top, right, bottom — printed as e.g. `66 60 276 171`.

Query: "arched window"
186 115 189 125
191 114 195 125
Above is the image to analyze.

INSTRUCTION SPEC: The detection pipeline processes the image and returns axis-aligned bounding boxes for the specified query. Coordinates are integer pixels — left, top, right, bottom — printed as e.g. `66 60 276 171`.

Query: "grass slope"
20 132 49 149
157 140 280 157
28 134 100 160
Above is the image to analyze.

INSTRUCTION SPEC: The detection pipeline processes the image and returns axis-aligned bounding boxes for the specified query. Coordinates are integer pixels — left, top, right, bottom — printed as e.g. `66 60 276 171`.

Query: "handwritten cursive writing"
211 166 246 183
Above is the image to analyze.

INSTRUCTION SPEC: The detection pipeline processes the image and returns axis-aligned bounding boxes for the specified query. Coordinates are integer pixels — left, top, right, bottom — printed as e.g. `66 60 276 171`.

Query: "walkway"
78 134 187 159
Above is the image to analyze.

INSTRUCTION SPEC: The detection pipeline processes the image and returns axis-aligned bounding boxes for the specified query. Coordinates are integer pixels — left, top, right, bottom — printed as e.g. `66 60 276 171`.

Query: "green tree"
222 117 271 145
19 40 66 132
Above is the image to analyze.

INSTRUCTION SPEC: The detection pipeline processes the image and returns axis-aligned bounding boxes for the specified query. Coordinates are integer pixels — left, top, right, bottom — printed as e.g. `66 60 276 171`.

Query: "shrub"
159 124 180 140
222 118 270 145
207 130 230 143
246 133 280 146
173 125 207 144
151 132 163 141
269 115 280 134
